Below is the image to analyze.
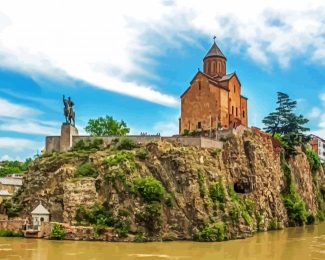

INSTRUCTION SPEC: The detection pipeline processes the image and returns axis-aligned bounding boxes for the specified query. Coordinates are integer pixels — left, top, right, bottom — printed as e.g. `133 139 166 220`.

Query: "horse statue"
63 95 76 126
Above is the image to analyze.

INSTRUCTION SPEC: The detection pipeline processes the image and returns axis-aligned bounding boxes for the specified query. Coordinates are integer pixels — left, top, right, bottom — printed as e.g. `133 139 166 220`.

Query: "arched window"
243 110 245 118
232 106 234 115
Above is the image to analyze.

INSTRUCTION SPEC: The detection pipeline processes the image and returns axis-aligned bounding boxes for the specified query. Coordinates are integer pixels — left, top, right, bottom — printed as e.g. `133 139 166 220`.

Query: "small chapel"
179 39 248 135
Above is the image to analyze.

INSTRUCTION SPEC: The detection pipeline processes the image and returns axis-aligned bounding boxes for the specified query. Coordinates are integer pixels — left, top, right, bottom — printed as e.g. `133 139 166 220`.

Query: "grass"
0 229 22 237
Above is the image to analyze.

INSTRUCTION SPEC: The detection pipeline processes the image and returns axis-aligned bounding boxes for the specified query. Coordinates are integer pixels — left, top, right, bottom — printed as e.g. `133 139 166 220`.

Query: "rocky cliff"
7 130 325 241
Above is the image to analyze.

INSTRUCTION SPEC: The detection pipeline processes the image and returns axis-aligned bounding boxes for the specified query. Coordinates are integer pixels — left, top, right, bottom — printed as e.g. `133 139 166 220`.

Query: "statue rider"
63 95 75 126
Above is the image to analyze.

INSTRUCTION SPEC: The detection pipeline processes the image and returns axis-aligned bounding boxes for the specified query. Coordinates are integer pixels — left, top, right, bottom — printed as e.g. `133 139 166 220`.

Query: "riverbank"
1 223 325 260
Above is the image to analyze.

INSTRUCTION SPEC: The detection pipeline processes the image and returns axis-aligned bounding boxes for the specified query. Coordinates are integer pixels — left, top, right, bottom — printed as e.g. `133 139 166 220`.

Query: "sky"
1 0 325 160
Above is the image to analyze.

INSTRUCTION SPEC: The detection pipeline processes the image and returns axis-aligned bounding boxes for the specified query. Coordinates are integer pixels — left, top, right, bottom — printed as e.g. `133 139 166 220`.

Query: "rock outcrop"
9 130 325 241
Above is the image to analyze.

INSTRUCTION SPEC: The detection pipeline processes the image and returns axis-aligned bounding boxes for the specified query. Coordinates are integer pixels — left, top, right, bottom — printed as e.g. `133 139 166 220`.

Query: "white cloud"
0 137 40 151
0 98 39 118
308 107 321 119
320 93 325 103
1 1 325 107
0 154 11 161
0 120 59 135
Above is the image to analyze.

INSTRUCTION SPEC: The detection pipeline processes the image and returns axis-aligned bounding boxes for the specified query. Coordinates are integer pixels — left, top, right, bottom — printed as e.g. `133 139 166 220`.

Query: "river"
1 223 325 260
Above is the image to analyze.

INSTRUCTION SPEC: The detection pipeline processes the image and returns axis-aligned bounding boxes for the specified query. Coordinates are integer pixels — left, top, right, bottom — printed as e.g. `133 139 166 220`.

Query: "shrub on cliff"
74 162 98 178
51 223 65 240
281 159 308 226
75 204 130 237
73 138 103 151
209 181 226 203
116 137 136 150
132 176 167 203
194 222 226 242
136 148 148 160
304 147 321 175
3 200 22 218
105 151 134 167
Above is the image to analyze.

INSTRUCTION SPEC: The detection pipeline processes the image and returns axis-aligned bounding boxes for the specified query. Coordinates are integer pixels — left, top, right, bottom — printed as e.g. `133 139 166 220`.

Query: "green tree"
262 92 310 156
262 92 298 136
85 116 130 136
0 158 32 177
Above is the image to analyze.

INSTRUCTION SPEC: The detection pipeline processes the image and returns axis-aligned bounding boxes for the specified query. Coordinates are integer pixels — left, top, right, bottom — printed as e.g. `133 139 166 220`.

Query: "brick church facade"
179 40 248 134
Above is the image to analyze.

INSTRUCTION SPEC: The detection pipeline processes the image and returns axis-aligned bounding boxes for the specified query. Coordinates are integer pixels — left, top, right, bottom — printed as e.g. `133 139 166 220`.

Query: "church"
179 39 248 135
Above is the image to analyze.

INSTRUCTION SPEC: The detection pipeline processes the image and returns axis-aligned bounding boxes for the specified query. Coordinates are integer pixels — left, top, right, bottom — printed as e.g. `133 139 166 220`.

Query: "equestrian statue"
63 95 75 126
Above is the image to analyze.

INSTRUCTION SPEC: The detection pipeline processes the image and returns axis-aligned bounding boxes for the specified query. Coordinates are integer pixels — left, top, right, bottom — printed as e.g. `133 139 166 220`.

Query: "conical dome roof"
31 202 49 215
204 41 226 60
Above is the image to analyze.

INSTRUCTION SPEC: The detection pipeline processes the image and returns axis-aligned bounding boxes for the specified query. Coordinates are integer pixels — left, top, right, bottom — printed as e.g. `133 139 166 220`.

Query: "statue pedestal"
60 123 79 152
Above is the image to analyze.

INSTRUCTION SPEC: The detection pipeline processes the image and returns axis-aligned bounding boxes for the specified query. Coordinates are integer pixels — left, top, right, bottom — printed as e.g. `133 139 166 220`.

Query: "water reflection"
1 223 325 260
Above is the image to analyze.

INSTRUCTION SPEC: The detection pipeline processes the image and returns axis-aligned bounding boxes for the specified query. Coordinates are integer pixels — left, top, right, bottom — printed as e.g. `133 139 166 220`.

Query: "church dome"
204 41 227 61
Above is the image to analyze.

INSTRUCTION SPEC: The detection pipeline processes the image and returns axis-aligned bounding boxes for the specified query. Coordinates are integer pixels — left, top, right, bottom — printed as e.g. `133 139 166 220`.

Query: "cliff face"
11 130 325 241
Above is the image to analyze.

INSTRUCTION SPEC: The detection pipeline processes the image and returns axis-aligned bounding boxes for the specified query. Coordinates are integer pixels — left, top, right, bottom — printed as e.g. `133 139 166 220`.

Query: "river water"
1 223 325 260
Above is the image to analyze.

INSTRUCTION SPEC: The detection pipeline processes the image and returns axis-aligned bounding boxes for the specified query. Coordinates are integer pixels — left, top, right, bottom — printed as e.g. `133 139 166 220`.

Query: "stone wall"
72 135 161 147
162 136 223 149
0 220 24 231
45 136 60 153
46 132 224 153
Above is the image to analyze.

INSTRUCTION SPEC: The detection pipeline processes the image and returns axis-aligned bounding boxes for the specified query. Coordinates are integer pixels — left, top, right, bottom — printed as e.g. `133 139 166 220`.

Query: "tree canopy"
262 92 310 156
85 116 130 136
0 158 32 177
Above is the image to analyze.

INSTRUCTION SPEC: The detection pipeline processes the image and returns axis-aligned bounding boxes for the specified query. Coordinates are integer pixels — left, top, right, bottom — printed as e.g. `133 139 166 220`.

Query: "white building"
31 202 50 227
310 134 325 163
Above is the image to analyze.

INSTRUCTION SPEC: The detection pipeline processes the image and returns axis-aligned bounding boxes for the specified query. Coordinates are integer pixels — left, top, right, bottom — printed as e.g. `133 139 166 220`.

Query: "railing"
22 224 40 231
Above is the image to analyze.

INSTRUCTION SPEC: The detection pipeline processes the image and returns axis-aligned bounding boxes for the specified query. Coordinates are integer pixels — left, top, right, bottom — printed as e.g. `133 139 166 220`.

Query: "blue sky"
1 0 325 160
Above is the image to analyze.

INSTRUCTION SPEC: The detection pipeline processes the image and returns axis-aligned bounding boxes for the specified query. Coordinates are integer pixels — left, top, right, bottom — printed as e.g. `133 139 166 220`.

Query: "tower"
203 37 226 78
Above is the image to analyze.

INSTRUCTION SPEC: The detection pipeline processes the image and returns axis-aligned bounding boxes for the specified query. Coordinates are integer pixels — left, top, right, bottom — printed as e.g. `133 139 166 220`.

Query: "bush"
305 147 321 174
105 151 134 167
183 129 191 136
136 202 162 232
281 157 308 226
75 204 130 237
116 137 136 150
162 232 177 241
197 169 207 198
268 218 283 230
229 206 240 221
211 148 221 157
307 214 316 225
74 162 98 178
133 176 167 203
51 223 65 240
194 222 226 242
242 211 252 226
283 196 307 226
73 139 103 151
209 181 226 203
3 200 21 218
136 148 148 160
0 229 22 237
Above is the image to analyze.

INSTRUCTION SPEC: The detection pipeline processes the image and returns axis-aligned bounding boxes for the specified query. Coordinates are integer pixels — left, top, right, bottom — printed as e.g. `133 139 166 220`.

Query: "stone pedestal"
60 124 79 152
